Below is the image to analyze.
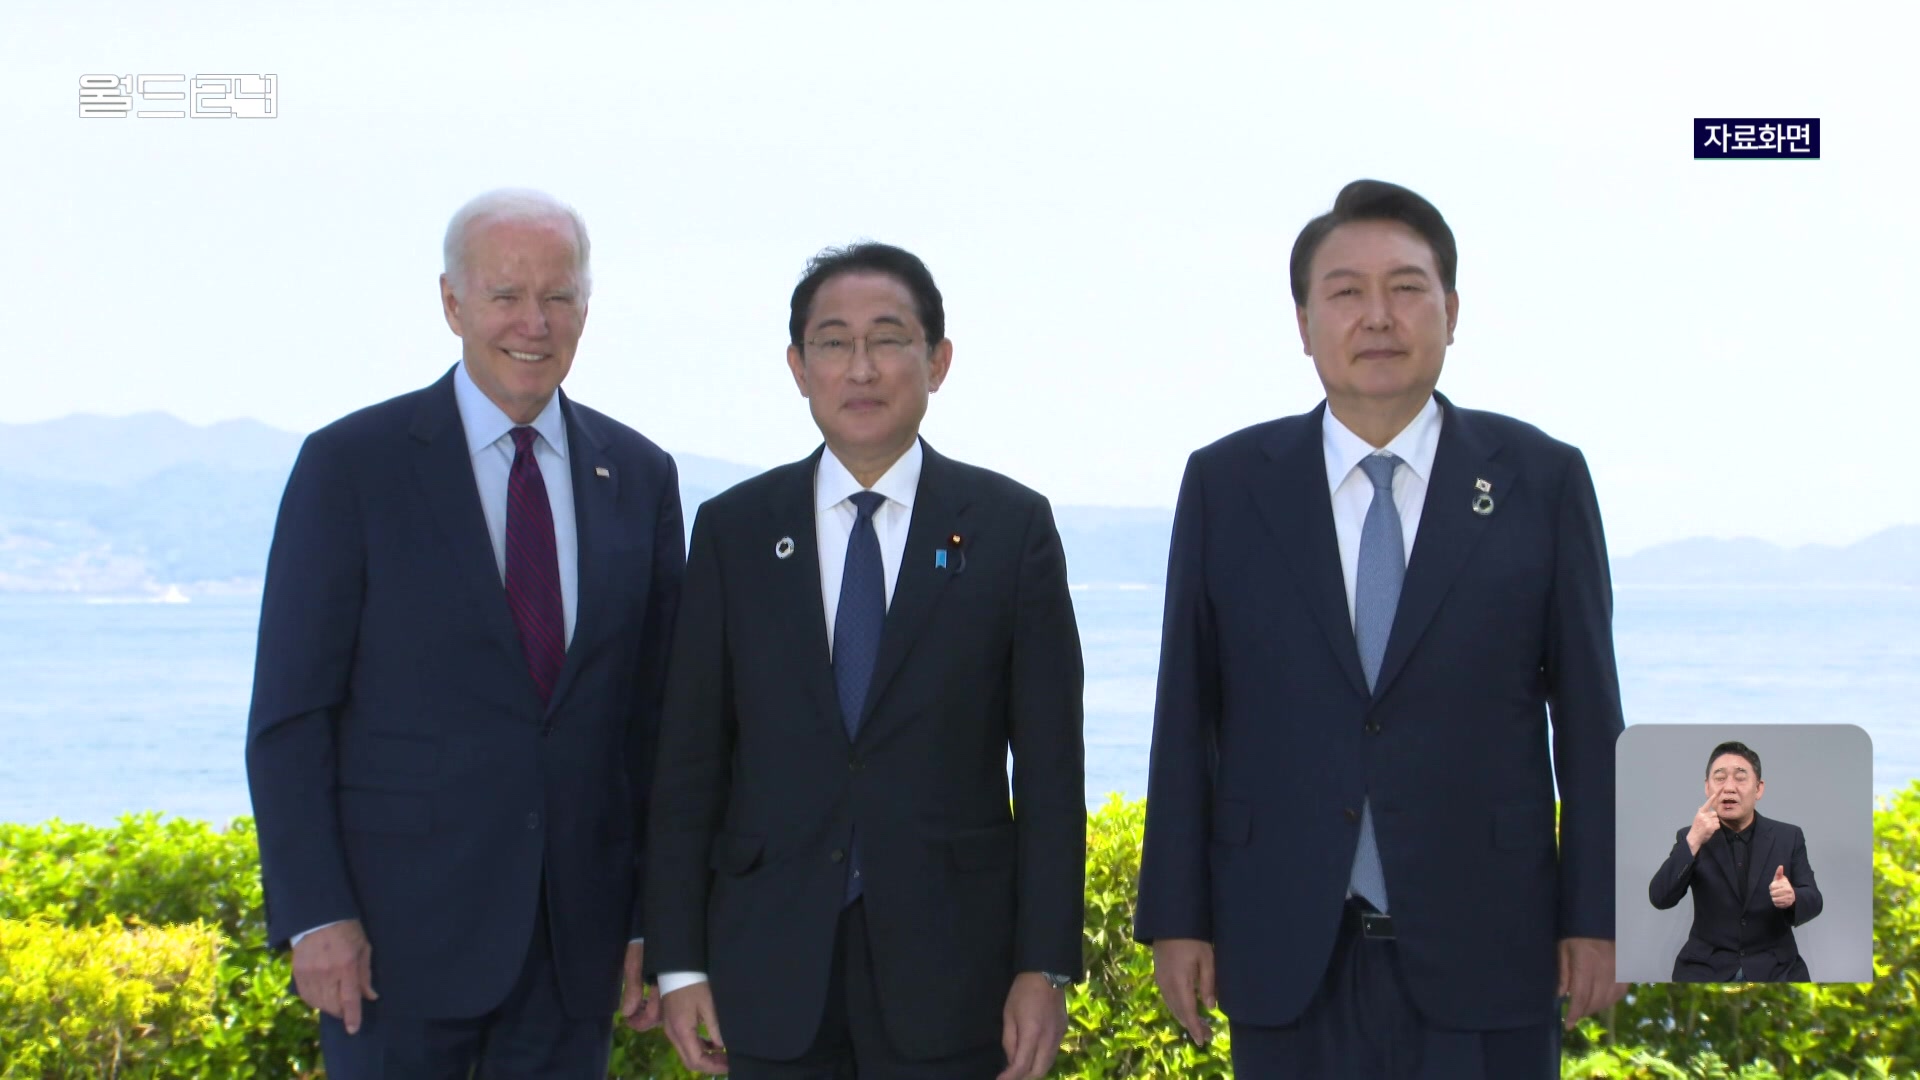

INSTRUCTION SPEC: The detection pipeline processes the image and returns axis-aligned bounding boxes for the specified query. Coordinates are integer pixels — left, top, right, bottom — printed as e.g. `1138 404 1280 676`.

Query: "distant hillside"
0 413 304 486
0 413 758 594
1611 526 1920 587
1 414 1914 595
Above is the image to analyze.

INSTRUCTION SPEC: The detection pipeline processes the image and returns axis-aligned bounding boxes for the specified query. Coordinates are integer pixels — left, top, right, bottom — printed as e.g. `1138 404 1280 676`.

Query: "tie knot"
510 427 539 455
848 490 886 520
1359 453 1400 492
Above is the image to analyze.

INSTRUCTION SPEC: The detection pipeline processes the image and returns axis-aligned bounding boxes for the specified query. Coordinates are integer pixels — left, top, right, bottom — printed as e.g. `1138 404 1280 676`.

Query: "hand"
1558 937 1628 1030
997 973 1069 1080
619 942 660 1032
662 982 729 1075
1686 796 1721 855
1770 865 1796 909
291 919 378 1034
1151 938 1216 1047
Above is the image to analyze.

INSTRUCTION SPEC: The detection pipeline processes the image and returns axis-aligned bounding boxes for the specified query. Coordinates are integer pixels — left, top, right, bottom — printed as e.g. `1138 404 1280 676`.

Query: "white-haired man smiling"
247 188 684 1077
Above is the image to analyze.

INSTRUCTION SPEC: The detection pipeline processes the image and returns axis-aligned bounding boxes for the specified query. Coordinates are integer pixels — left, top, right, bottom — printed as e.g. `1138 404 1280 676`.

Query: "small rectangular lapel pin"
595 466 611 478
934 549 948 569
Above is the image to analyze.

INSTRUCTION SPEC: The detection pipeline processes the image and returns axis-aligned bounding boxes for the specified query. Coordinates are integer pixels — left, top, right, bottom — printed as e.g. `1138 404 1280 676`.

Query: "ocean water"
1 585 1915 826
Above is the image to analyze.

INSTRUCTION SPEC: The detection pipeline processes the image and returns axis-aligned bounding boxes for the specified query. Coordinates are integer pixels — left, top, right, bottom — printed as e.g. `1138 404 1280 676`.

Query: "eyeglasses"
803 333 920 366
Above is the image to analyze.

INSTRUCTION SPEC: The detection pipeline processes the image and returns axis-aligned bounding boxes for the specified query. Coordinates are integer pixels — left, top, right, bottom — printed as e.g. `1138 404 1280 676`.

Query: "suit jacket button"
525 812 540 830
848 758 863 773
1344 808 1359 823
830 849 845 863
1364 722 1381 735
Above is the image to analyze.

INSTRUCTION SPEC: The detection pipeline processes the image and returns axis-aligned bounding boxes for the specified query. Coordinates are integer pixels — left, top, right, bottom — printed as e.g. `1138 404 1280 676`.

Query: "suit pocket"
1212 798 1252 847
339 732 439 785
708 832 765 876
337 788 432 835
948 824 1016 871
1492 803 1554 850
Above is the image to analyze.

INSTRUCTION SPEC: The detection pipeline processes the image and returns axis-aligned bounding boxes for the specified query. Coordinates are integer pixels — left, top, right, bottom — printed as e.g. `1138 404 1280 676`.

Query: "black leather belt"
1344 899 1395 940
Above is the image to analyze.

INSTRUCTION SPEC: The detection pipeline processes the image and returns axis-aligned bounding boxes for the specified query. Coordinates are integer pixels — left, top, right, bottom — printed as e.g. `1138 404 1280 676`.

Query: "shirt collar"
816 438 923 514
1322 394 1441 493
453 360 568 460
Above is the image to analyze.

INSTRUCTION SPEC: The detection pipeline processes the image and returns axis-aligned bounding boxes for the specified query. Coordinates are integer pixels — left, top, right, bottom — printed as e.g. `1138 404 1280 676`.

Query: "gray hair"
442 188 593 300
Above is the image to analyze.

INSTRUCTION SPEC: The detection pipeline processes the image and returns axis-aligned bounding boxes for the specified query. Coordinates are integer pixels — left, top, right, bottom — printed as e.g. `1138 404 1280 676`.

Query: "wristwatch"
1040 971 1073 990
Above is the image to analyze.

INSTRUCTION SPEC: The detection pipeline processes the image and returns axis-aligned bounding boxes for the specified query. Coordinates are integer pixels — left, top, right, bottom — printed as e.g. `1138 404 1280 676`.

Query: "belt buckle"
1359 910 1395 940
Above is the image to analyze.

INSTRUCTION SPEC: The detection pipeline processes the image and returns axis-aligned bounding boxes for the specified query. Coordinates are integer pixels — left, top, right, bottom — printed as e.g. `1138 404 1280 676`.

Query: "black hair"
1289 179 1458 305
789 242 945 347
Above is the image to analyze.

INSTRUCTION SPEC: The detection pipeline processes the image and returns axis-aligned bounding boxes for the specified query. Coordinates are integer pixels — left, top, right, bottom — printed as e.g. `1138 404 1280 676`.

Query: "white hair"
442 188 593 300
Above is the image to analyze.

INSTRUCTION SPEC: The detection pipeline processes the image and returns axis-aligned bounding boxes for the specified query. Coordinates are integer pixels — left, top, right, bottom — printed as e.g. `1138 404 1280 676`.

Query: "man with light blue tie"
1135 180 1629 1078
246 189 683 1076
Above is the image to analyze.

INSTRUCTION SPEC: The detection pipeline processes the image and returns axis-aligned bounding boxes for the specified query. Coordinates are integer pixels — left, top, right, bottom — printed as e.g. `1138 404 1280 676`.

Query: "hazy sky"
4 0 1913 555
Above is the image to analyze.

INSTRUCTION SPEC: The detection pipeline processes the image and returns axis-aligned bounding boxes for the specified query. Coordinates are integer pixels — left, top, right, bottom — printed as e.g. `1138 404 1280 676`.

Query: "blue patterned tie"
1349 453 1403 912
834 491 887 738
834 490 886 903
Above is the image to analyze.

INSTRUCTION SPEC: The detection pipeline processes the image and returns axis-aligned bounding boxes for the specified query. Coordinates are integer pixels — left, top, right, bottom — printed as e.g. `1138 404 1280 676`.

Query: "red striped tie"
505 427 565 705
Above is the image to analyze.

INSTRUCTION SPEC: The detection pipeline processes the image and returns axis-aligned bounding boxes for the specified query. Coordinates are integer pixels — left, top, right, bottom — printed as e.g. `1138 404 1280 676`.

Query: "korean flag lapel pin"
1471 477 1495 516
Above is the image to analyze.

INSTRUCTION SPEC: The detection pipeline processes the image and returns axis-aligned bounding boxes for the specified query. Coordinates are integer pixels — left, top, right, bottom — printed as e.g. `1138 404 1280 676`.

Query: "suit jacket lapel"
762 449 845 737
1252 407 1369 698
408 370 542 710
1743 813 1776 906
1372 394 1513 700
858 441 970 739
544 392 613 717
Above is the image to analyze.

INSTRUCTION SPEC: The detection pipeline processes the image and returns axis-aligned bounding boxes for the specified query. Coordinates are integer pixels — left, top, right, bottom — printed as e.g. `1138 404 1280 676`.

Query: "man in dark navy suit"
1135 180 1629 1078
647 243 1085 1080
1650 741 1822 981
246 189 684 1077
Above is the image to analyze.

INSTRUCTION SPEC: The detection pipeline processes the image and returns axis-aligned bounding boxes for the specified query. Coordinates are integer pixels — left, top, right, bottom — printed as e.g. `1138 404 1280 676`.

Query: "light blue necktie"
834 490 887 903
1349 453 1404 912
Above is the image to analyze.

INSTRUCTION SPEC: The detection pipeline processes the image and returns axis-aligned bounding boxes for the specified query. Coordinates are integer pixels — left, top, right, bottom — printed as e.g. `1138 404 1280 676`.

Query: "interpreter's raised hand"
1558 937 1629 1030
997 972 1068 1080
1770 865 1796 909
1151 938 1217 1047
1686 796 1722 854
291 919 377 1035
663 982 729 1074
619 942 660 1032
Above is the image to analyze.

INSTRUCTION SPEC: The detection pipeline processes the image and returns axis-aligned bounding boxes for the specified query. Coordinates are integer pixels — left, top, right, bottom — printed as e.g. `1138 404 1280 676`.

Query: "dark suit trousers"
728 900 1006 1080
1675 951 1810 983
319 885 612 1080
1229 902 1560 1080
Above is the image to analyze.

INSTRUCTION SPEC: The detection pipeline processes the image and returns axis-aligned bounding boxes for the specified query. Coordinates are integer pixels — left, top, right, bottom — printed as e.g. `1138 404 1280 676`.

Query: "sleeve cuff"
290 919 348 948
657 971 709 995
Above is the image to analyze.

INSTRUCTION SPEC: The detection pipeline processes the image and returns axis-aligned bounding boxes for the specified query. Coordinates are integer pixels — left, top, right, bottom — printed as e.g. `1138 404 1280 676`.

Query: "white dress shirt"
1322 396 1442 624
291 364 580 948
657 438 922 996
454 360 579 647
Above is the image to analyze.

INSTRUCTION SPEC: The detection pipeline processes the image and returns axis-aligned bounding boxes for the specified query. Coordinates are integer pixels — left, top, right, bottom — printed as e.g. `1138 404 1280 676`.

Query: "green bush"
1057 794 1232 1078
0 817 320 1078
2 788 1918 1077
0 814 261 941
0 918 218 1078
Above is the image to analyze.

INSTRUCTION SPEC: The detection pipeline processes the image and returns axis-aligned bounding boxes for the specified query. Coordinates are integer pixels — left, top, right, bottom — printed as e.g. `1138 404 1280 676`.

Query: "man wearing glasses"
646 243 1087 1079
